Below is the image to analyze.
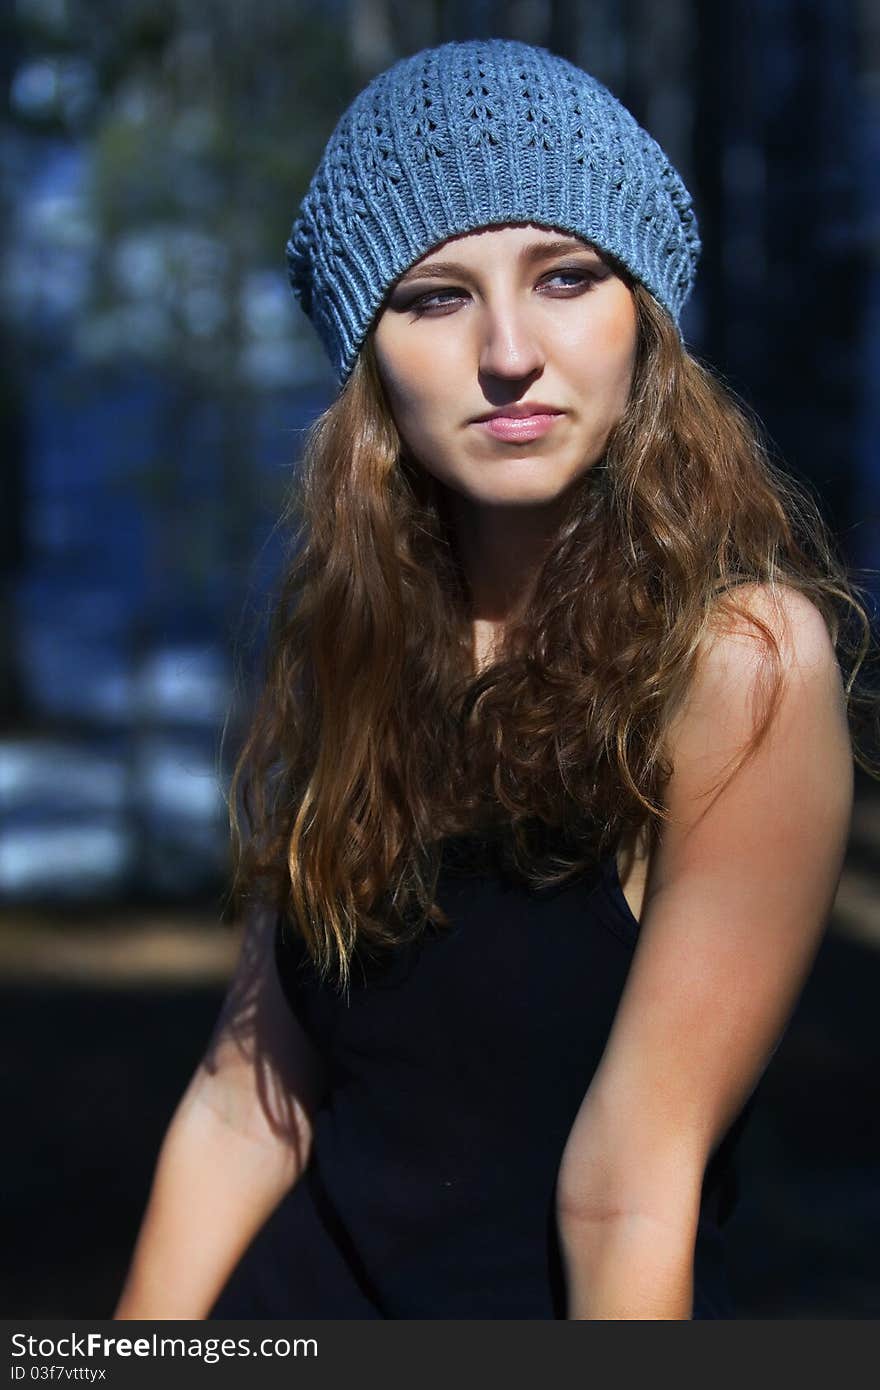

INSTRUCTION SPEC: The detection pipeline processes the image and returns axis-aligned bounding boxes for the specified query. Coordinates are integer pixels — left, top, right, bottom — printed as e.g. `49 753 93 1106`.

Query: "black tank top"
271 830 754 1318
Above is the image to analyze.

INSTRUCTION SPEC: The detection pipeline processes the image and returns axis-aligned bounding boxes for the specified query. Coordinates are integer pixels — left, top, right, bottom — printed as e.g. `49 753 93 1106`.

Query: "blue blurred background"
1 0 878 1318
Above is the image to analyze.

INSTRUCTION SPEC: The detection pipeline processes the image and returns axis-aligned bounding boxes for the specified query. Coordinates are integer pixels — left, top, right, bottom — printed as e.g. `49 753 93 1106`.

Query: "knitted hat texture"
286 37 701 384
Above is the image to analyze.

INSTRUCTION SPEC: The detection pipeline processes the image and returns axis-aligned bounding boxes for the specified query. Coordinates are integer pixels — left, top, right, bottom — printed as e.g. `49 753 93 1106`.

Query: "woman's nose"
477 299 545 380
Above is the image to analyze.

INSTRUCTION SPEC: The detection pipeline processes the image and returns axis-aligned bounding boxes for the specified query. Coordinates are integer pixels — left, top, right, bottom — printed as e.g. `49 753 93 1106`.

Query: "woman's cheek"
388 359 437 421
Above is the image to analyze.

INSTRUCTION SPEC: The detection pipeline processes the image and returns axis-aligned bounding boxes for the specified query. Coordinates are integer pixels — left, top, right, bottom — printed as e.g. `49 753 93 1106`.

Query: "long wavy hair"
227 279 878 994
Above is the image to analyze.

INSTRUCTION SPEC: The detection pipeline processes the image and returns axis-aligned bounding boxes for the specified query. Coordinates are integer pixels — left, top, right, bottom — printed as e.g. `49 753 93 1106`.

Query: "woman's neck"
444 490 568 625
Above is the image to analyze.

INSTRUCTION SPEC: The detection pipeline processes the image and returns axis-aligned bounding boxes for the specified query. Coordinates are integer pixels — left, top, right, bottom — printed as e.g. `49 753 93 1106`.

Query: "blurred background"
1 0 879 1318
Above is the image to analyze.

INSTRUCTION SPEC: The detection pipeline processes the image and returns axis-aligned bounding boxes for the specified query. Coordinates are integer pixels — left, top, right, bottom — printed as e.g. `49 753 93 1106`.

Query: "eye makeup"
394 262 606 316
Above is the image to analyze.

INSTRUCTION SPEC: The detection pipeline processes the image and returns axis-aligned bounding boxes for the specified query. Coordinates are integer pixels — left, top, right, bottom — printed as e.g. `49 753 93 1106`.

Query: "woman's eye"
404 268 599 316
542 268 598 290
407 289 464 315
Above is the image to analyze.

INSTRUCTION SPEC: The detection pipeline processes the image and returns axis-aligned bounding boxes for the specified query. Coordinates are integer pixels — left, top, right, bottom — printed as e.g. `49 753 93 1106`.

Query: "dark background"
1 0 878 1318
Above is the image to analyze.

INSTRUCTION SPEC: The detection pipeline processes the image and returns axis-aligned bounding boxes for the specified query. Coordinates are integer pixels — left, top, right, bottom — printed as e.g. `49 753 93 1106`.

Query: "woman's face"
372 223 639 508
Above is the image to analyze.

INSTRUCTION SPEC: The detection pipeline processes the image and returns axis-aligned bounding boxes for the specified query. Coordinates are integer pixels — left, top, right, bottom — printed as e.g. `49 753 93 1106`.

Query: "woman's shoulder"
663 579 850 829
669 580 842 751
707 580 835 666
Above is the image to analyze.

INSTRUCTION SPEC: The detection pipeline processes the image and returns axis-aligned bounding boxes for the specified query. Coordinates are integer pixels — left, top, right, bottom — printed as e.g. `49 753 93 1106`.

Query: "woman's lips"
472 412 563 442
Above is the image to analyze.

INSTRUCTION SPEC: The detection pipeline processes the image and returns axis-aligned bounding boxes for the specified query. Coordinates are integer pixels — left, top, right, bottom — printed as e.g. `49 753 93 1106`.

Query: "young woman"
114 37 874 1321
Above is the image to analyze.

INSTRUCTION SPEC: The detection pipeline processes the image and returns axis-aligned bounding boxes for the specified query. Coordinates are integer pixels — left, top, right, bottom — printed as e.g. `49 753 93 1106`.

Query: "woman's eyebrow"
395 238 598 286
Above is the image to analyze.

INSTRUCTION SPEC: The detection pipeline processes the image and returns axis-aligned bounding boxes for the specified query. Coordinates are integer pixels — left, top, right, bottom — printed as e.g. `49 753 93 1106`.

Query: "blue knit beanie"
286 37 700 385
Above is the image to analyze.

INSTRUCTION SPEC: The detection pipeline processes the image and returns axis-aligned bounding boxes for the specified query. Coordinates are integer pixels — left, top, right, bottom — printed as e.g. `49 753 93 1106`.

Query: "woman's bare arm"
556 584 854 1318
114 901 327 1319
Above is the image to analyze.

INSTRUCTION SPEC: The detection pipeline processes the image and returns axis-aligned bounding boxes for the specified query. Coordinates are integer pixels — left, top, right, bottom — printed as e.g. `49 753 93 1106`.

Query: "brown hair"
227 281 879 993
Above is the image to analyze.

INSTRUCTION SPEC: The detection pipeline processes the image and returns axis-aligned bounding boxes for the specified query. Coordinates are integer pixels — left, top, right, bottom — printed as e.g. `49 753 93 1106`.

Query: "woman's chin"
462 468 588 510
